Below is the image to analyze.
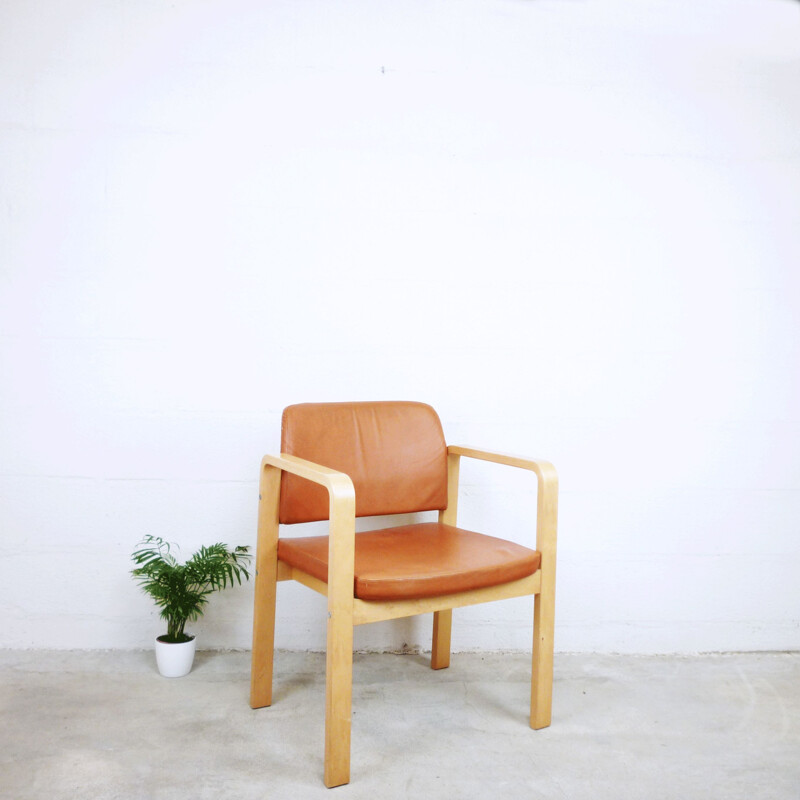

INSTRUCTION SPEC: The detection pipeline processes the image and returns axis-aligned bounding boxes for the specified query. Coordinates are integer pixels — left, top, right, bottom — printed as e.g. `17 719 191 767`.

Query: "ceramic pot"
155 635 196 678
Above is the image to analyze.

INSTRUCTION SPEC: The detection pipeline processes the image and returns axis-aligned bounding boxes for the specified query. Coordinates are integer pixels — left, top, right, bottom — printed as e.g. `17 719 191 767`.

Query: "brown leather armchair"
250 401 558 787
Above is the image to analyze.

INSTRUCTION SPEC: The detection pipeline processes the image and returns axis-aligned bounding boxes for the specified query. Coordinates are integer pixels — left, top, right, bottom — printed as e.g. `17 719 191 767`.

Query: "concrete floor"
1 650 798 800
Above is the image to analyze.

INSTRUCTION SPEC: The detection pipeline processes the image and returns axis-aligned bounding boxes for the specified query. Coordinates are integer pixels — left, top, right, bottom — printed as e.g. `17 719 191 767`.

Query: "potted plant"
131 535 252 677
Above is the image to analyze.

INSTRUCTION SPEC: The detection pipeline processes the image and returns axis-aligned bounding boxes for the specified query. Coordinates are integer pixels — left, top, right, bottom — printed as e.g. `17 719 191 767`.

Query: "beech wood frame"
250 445 558 788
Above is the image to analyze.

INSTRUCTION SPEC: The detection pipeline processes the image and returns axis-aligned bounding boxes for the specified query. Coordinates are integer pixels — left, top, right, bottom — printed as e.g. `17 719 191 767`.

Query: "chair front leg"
324 604 354 787
323 478 356 788
530 459 557 729
530 586 554 729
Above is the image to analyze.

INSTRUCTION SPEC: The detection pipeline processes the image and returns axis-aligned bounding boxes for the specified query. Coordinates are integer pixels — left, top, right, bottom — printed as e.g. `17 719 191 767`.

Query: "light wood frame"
250 445 558 788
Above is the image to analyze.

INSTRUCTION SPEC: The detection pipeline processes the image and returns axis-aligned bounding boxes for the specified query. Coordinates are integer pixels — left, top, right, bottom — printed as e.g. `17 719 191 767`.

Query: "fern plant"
131 535 252 643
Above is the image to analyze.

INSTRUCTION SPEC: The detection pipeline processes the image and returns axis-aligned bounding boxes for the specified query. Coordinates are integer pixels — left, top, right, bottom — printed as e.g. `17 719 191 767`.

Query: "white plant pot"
155 635 196 678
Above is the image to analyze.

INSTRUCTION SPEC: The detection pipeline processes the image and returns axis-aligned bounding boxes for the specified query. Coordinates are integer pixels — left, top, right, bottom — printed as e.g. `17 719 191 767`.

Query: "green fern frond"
131 536 251 641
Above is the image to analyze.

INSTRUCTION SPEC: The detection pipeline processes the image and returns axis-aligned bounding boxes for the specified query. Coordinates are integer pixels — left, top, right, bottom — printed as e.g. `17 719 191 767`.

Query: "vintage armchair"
250 401 558 788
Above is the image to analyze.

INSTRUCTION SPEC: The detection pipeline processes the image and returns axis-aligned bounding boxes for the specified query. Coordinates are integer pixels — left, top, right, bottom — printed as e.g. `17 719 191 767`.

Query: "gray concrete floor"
1 649 798 800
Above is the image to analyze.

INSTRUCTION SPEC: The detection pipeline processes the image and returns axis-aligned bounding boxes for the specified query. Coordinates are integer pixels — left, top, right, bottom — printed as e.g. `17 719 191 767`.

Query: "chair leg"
324 609 354 788
431 609 452 670
530 590 554 729
249 557 278 709
250 463 280 709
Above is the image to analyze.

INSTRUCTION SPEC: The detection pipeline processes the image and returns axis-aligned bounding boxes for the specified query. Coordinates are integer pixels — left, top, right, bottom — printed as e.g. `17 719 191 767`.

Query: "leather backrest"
279 401 448 524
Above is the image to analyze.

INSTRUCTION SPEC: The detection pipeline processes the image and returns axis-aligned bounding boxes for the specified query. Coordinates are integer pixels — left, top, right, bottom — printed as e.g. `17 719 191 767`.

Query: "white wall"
1 0 799 654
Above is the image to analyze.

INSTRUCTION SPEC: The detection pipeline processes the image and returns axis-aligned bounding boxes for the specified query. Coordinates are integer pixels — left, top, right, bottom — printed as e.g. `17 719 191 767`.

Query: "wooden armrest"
260 453 356 599
448 445 556 482
261 453 355 497
261 453 355 501
447 445 558 556
260 451 355 536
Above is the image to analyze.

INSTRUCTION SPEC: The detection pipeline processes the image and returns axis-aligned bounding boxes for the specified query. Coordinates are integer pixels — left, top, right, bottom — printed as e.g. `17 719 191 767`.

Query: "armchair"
250 401 557 787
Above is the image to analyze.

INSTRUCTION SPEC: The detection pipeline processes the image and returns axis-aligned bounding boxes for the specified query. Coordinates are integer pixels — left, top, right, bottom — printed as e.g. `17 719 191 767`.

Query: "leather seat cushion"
277 522 541 601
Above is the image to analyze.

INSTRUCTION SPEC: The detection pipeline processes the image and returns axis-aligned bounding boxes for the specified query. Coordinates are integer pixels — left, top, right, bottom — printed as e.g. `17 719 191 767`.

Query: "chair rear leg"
431 609 452 670
250 463 280 709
